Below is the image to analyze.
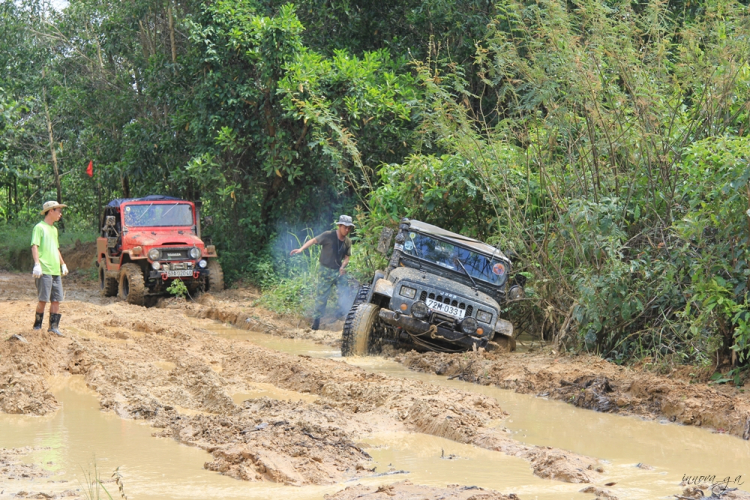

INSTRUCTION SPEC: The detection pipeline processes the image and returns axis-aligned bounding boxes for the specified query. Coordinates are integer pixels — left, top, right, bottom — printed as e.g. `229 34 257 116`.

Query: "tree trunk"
122 174 130 197
168 5 176 65
43 86 62 205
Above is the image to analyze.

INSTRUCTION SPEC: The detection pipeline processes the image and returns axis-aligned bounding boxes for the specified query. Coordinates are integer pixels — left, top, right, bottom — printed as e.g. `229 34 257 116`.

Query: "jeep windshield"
123 203 194 227
402 231 508 286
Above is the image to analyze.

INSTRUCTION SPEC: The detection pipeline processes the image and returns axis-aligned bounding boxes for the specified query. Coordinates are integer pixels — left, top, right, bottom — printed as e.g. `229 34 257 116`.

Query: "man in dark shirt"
290 215 354 330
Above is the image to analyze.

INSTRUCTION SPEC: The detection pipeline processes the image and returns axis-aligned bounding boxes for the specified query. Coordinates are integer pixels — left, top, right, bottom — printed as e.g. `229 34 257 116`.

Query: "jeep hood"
388 267 500 309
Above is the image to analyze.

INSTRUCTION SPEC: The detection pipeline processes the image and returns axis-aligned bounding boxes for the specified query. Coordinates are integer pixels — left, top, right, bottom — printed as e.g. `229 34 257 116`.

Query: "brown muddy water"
2 321 748 500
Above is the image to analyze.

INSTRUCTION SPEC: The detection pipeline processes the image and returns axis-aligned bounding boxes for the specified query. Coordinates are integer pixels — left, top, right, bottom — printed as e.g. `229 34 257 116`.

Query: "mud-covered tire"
206 259 224 292
488 335 516 353
341 303 380 356
119 263 146 306
99 265 118 297
353 284 370 306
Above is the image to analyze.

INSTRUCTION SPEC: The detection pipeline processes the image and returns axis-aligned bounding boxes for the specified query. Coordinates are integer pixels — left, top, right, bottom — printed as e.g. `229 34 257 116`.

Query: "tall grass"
79 463 127 500
255 230 322 316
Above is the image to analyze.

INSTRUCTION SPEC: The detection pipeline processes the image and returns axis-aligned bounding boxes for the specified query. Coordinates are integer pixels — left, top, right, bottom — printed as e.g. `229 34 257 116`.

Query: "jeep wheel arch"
369 277 394 308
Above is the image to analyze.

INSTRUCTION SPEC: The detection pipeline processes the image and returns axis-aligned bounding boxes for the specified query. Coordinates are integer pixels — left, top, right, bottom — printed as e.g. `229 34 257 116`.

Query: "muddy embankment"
0 240 95 274
192 295 750 442
1 272 620 500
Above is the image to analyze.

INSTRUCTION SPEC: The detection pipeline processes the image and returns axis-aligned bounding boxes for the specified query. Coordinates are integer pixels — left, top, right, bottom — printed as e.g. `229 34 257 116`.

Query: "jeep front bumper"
378 308 489 350
148 268 210 281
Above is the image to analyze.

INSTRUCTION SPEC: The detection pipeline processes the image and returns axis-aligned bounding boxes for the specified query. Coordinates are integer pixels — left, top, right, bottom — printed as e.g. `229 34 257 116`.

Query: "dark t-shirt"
315 230 351 270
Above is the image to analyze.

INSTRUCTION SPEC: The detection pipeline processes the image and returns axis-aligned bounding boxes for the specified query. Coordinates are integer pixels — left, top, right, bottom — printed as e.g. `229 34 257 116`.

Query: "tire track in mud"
190 303 604 484
214 342 603 484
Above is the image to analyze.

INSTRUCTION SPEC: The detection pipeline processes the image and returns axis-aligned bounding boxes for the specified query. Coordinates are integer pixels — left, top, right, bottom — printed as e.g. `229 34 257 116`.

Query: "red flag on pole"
86 160 93 177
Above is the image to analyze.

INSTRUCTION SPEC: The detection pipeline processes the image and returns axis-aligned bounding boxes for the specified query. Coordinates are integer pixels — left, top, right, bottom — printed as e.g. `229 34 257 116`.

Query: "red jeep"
96 195 224 305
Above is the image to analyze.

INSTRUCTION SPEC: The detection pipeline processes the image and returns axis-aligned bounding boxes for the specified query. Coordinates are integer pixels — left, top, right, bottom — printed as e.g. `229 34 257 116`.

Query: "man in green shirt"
290 215 354 330
31 201 69 336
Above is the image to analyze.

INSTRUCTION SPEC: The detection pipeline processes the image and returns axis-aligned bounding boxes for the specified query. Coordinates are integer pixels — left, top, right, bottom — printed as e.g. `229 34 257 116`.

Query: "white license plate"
167 270 193 277
425 298 465 319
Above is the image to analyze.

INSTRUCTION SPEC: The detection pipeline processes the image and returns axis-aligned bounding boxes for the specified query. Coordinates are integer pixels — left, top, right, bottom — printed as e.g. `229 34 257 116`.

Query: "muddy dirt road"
1 270 749 500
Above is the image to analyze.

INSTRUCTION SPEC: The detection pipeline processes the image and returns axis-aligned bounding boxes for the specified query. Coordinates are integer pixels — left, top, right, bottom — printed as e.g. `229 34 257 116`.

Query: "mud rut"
1 271 749 500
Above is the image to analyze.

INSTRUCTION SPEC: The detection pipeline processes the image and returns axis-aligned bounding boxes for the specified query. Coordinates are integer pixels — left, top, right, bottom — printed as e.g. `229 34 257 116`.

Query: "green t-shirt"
30 221 61 276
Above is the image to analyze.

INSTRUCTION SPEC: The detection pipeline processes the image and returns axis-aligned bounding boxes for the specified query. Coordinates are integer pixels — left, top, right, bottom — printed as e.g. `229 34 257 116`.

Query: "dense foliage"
1 0 749 371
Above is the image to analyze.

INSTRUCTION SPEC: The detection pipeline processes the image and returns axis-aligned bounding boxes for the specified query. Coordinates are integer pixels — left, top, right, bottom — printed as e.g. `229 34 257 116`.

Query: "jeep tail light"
132 246 143 256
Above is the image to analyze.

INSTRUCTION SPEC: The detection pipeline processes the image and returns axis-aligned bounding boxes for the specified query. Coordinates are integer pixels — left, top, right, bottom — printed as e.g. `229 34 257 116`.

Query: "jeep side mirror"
376 227 394 254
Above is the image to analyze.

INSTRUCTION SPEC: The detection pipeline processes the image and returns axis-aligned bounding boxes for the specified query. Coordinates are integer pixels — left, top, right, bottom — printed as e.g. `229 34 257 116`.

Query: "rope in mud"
405 321 471 353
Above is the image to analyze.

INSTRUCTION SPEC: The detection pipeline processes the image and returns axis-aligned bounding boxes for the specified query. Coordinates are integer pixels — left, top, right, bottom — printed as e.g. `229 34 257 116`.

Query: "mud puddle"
202 321 339 358
364 432 591 499
0 376 309 500
209 321 750 499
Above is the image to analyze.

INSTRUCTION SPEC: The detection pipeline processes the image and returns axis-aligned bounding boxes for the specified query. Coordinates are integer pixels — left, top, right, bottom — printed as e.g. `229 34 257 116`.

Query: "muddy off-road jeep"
341 219 523 355
96 195 224 305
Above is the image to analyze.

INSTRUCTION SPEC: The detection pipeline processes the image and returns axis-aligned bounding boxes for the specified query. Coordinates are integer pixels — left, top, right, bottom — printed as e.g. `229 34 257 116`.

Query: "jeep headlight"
198 259 207 268
509 285 524 301
411 301 429 319
460 317 478 335
151 261 161 271
189 247 201 259
476 309 493 324
399 285 417 299
148 249 160 260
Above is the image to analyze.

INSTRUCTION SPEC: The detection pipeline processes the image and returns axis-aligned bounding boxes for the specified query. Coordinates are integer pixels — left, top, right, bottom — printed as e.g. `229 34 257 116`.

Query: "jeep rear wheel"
119 263 146 305
341 303 380 356
206 259 224 292
99 265 118 297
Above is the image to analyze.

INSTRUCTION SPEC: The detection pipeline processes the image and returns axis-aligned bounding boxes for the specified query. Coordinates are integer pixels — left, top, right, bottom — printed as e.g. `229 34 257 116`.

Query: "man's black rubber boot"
48 313 64 337
33 312 44 330
311 318 320 331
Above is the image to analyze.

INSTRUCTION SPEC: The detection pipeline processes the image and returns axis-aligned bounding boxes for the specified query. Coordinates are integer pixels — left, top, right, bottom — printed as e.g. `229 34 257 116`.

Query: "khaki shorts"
36 274 64 303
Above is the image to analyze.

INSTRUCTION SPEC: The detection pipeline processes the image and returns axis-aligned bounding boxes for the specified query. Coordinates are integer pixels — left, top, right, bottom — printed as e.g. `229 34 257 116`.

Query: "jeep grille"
159 248 191 260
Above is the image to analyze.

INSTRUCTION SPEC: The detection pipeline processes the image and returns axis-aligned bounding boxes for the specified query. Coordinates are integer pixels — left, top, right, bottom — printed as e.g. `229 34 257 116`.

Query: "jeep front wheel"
488 335 516 353
99 265 118 297
119 263 146 305
206 259 224 292
341 303 380 356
